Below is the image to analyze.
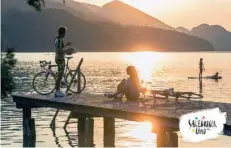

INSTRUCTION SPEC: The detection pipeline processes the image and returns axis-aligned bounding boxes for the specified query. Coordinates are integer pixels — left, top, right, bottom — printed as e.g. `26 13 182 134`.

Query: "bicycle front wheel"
65 71 86 93
32 71 56 95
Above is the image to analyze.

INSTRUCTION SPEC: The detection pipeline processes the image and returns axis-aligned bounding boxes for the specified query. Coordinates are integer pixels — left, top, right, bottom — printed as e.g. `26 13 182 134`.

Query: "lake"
1 52 231 147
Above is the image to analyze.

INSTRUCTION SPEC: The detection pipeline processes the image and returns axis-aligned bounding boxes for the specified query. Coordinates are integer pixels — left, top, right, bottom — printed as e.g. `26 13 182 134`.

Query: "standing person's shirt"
54 36 65 59
199 61 203 70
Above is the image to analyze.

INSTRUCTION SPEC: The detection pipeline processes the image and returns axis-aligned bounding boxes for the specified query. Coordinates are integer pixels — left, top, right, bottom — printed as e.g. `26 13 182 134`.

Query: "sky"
75 0 231 31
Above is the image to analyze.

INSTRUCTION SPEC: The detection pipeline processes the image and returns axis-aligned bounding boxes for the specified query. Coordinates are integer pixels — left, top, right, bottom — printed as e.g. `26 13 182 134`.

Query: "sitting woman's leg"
105 79 126 99
125 90 140 101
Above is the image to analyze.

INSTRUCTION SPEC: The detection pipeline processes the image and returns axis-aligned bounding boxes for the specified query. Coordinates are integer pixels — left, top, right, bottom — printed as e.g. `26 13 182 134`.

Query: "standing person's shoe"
55 90 65 97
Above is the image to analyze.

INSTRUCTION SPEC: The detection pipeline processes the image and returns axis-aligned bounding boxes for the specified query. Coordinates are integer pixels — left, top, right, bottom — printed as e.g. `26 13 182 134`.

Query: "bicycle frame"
38 58 72 86
63 58 71 80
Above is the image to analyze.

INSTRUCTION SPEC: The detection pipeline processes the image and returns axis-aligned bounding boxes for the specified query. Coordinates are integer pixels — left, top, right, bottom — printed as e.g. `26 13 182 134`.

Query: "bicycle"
32 56 86 95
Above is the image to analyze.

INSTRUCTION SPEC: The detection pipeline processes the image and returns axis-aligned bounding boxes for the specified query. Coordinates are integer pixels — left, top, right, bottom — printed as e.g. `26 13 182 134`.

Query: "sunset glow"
129 121 155 141
75 0 231 31
121 52 164 81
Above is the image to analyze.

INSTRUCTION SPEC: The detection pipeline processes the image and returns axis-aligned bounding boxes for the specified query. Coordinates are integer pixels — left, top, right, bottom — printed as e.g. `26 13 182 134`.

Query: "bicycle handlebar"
38 57 83 70
39 60 51 69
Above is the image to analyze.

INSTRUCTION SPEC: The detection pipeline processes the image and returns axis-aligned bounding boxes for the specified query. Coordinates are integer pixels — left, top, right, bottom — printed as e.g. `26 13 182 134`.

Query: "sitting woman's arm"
132 77 147 94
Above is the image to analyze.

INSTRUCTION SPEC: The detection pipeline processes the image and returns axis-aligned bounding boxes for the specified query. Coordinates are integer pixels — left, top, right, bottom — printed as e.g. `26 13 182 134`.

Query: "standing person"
199 58 205 79
54 26 71 97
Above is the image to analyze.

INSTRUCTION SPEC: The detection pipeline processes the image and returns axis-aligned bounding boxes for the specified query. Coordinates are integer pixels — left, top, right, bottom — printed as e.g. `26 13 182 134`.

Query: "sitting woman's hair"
126 66 141 90
126 66 137 76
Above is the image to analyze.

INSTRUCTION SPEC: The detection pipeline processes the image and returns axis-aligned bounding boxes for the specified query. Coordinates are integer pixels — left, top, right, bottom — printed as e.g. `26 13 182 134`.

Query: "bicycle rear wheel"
32 71 56 95
65 71 86 93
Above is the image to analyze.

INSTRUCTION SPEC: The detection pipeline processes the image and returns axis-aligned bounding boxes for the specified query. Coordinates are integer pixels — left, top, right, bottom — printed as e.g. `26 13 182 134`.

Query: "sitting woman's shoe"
104 93 113 98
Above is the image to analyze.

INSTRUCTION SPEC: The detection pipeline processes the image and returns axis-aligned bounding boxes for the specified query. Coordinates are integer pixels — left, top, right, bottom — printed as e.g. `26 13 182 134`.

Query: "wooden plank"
13 94 179 130
71 112 101 118
12 93 231 129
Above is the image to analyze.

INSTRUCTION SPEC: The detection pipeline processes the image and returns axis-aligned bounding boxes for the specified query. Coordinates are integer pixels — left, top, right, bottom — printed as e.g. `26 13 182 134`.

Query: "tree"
27 0 65 11
1 48 17 98
27 0 46 11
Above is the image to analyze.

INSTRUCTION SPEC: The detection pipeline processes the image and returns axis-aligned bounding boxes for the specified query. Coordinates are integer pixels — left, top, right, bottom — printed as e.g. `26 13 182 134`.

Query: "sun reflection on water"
121 52 165 82
129 121 156 141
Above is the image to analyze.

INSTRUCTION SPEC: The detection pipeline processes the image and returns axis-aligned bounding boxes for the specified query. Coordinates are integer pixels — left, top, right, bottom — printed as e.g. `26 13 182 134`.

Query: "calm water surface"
1 52 231 147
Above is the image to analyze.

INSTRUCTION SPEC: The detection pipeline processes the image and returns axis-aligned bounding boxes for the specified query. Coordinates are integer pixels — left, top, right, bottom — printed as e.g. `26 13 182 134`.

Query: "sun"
121 51 164 82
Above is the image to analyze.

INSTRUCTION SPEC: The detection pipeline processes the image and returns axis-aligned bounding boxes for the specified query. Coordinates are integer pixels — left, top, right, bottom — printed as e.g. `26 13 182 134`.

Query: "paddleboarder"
199 58 205 79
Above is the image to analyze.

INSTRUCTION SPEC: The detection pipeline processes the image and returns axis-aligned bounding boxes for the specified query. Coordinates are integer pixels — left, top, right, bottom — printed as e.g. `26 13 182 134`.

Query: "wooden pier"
12 93 231 147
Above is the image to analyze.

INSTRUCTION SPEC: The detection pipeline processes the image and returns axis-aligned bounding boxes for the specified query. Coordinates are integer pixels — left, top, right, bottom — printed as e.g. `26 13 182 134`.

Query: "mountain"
2 0 174 30
98 0 174 30
190 24 231 51
1 0 34 14
176 27 190 34
45 0 110 22
2 8 214 52
1 0 109 22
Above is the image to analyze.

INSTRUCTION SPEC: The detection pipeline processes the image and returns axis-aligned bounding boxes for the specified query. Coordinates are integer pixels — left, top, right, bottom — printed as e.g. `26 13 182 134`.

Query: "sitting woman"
105 66 146 101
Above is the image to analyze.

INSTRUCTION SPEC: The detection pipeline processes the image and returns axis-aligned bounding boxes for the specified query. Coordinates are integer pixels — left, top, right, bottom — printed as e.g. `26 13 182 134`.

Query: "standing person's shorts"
55 58 65 73
200 68 203 73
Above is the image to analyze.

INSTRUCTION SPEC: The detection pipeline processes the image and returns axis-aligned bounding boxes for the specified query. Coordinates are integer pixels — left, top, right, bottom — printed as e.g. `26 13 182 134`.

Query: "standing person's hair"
58 26 66 36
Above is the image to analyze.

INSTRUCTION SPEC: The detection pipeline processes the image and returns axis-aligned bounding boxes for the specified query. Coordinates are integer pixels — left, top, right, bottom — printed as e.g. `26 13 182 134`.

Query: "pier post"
23 107 34 136
85 118 94 147
77 117 95 147
78 117 86 147
156 130 168 147
104 117 115 147
22 107 36 147
167 132 178 147
23 133 36 147
156 129 178 147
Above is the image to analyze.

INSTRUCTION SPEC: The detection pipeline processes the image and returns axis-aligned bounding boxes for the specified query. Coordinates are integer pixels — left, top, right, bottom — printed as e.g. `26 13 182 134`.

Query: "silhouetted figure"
54 26 72 97
199 79 203 94
199 58 205 79
212 72 219 78
105 66 146 101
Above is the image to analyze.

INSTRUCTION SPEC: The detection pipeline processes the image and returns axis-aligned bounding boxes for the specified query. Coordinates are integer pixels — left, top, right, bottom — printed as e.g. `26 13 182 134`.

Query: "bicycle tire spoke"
33 72 56 95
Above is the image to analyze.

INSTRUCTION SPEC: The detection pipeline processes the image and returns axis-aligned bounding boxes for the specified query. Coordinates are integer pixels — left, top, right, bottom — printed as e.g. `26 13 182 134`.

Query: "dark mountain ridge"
176 24 231 50
2 9 214 52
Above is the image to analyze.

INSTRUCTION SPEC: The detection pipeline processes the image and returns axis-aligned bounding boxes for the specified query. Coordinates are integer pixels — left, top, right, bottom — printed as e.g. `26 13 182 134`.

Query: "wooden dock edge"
12 95 231 147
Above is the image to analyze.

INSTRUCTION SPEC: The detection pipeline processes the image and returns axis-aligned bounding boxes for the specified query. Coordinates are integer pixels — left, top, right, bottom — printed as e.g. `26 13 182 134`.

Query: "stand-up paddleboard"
188 76 222 79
